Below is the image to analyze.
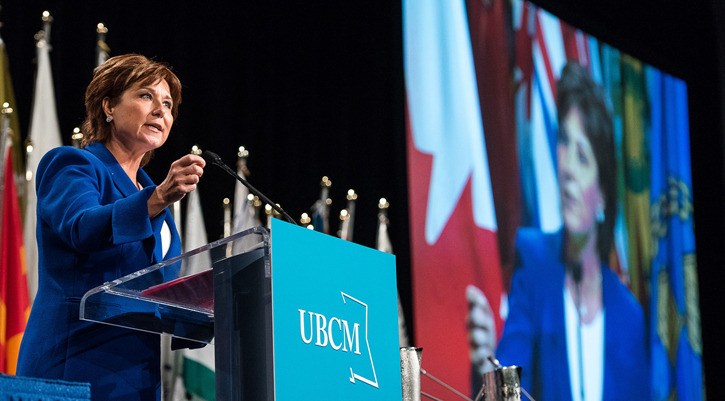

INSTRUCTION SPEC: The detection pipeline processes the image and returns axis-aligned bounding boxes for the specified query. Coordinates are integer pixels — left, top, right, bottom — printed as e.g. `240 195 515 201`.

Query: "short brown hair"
80 54 182 164
556 61 616 260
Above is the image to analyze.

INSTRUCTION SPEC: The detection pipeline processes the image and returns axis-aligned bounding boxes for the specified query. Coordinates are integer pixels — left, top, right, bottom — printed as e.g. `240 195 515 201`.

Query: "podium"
81 219 402 401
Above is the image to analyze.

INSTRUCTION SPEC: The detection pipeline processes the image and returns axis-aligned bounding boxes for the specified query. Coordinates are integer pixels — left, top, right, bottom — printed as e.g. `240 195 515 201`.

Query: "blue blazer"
495 228 650 401
17 143 181 401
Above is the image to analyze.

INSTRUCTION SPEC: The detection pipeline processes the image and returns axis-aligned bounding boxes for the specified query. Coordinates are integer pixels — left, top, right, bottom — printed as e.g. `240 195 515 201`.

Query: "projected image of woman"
467 61 650 400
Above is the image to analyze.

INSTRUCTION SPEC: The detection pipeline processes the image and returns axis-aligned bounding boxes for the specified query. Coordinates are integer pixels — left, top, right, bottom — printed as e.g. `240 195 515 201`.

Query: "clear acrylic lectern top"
79 226 270 343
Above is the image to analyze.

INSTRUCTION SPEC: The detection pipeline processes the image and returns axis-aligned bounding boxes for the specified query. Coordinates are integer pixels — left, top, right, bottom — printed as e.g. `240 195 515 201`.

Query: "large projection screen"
404 0 704 400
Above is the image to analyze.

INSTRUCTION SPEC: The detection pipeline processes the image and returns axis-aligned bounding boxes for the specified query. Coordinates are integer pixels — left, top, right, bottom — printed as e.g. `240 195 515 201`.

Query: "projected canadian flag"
403 0 508 397
407 124 505 398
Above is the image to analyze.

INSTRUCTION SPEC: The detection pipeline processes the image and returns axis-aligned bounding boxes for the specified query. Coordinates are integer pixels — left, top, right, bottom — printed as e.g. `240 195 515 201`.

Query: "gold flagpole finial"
237 146 249 159
337 209 349 238
264 204 280 229
223 197 233 256
269 204 281 217
378 197 390 211
300 212 314 230
190 145 203 156
40 10 53 43
222 197 232 237
237 146 250 177
96 22 108 34
339 189 357 241
0 104 9 197
1 103 11 152
1 104 12 143
1 102 13 115
377 198 390 230
320 176 332 188
71 127 83 148
250 194 262 208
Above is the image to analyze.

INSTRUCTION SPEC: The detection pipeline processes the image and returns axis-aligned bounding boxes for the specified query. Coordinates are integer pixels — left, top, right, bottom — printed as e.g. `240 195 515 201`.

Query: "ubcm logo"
297 291 379 388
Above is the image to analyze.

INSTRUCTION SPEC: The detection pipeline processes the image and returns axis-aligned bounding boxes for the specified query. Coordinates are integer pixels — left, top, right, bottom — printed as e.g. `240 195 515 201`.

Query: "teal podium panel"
271 219 402 401
81 220 401 400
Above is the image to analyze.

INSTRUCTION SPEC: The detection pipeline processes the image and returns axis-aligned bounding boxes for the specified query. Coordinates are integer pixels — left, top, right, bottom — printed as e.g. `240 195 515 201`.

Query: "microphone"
201 150 298 226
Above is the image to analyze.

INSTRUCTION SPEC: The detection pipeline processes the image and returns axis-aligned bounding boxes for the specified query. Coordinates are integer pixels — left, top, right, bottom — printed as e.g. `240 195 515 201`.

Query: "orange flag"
1 148 29 374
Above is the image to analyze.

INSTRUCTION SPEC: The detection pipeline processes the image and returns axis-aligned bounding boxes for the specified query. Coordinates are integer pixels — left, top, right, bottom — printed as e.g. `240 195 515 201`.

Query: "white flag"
172 188 216 401
183 189 211 273
24 36 62 305
162 202 183 401
376 201 409 347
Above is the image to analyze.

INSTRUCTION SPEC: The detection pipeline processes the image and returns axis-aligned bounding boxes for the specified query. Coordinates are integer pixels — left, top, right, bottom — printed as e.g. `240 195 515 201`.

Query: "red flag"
1 149 29 374
466 0 520 287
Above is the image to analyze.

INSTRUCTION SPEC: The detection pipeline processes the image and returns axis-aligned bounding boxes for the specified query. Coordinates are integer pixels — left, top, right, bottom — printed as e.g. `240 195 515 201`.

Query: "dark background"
2 1 724 398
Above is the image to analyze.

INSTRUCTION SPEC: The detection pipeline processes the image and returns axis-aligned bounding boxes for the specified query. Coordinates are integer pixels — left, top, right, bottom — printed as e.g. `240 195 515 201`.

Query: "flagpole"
338 189 356 241
376 197 392 253
337 209 349 238
41 11 52 43
223 197 231 238
236 146 249 180
345 189 356 240
0 103 11 180
71 127 83 148
264 204 274 228
228 146 264 255
0 103 12 239
311 176 332 233
223 197 231 256
231 145 251 233
96 23 109 66
321 176 331 234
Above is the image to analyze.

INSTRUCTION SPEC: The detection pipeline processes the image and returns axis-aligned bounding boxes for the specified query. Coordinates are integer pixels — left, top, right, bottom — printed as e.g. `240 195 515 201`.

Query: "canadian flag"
404 0 505 397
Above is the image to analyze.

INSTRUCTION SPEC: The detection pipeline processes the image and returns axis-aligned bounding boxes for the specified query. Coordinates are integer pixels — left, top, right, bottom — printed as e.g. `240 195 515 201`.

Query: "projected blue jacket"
17 142 181 401
495 228 650 401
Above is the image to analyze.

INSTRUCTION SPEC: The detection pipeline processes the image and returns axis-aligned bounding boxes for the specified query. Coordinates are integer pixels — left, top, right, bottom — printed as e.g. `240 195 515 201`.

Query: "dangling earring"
106 115 113 123
596 204 605 223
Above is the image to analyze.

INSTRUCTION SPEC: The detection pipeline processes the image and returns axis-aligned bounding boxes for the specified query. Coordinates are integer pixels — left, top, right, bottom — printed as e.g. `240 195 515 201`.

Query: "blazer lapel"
85 142 139 197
